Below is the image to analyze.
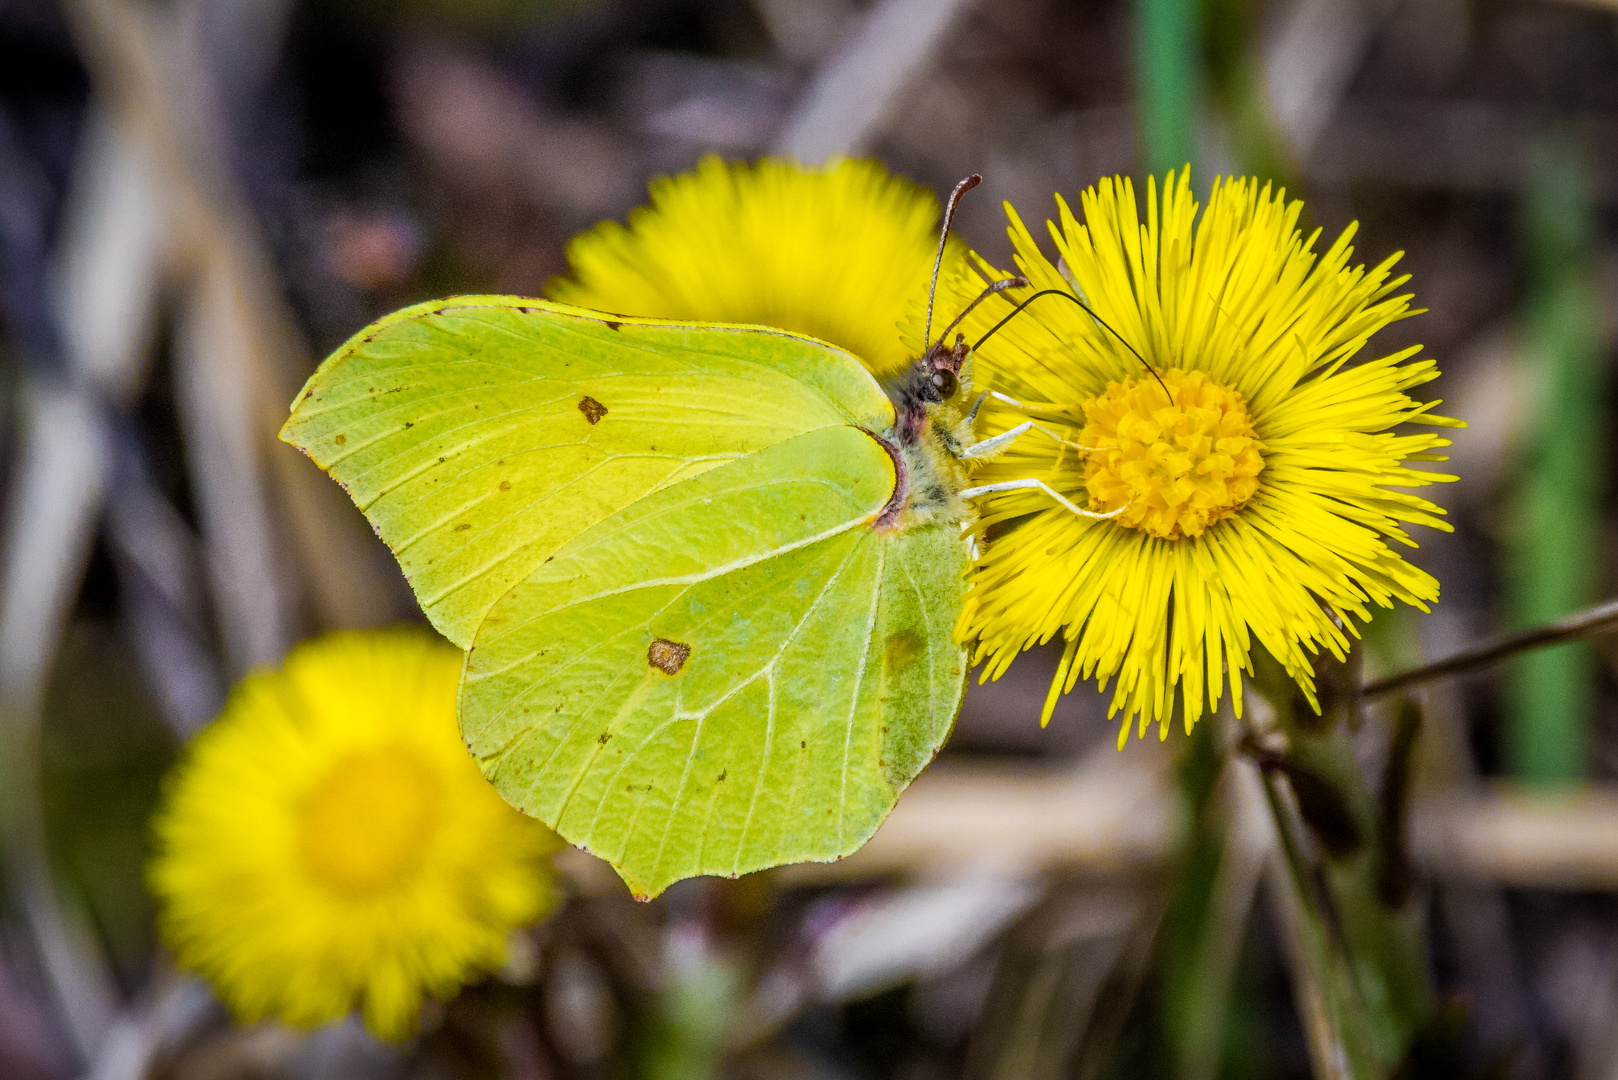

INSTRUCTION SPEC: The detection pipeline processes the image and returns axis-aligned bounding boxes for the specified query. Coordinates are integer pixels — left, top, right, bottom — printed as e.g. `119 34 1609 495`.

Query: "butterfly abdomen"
905 426 971 525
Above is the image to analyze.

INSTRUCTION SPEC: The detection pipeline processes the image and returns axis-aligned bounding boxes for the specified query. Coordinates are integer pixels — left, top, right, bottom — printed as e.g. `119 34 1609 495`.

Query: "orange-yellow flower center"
1079 369 1265 540
299 747 441 898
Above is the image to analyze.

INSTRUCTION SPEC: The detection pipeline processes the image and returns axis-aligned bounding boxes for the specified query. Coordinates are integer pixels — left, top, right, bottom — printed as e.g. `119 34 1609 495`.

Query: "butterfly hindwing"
461 425 968 898
279 296 896 647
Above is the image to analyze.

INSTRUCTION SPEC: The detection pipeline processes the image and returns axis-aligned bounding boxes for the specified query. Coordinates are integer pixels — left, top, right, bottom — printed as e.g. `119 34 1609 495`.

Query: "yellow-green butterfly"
279 177 1112 897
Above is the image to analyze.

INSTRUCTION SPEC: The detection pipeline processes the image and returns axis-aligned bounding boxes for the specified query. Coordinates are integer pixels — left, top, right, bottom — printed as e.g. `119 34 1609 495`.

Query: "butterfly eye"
930 369 959 399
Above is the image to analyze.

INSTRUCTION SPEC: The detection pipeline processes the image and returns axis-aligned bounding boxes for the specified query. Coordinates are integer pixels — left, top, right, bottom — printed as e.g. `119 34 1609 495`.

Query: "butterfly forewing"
279 296 896 647
460 426 967 898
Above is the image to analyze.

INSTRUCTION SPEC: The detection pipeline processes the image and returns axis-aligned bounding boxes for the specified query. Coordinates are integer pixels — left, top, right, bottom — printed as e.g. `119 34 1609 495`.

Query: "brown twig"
1362 596 1618 698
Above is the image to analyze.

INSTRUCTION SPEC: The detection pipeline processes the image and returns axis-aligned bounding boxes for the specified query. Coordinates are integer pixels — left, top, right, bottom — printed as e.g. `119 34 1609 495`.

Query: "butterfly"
279 177 1123 898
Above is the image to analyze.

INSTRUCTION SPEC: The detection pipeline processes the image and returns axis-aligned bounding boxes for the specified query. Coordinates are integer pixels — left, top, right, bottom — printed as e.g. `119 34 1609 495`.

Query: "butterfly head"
886 332 974 448
920 334 970 404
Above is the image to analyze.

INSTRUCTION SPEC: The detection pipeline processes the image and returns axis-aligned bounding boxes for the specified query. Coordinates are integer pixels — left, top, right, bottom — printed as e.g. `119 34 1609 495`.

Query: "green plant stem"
1132 0 1200 178
1249 652 1436 1077
1507 130 1603 785
1259 768 1375 1080
1162 718 1246 1080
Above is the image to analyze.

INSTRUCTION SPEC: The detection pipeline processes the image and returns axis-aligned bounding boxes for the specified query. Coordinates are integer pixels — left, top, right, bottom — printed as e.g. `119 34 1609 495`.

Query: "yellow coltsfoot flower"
148 629 561 1041
545 154 963 378
919 170 1461 743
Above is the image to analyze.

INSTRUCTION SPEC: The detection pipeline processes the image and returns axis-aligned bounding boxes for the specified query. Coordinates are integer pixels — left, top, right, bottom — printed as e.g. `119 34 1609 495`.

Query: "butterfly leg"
1028 423 1101 454
960 420 1100 461
958 477 1126 520
958 420 1032 460
987 390 1086 422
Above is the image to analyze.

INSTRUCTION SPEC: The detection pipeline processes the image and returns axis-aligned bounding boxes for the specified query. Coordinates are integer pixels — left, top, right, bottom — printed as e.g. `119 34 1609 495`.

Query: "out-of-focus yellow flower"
148 629 560 1041
916 170 1461 743
545 154 963 379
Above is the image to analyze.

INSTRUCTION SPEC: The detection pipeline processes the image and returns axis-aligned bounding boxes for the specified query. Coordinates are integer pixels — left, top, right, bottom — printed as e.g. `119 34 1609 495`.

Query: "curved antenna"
973 289 1174 406
924 174 982 348
933 276 1028 349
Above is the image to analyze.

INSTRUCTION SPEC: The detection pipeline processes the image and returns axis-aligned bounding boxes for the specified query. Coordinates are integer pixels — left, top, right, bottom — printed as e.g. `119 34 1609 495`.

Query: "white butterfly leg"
959 477 1126 520
989 391 1082 419
1029 424 1100 453
958 420 1033 460
960 419 1099 461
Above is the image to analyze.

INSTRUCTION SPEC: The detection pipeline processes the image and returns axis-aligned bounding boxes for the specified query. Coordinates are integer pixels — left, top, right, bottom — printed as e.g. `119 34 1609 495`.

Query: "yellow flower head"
148 629 561 1041
920 171 1460 743
545 154 962 378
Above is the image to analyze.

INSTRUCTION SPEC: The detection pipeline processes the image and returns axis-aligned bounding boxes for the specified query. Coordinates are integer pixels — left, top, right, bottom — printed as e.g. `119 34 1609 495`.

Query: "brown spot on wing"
647 638 690 675
883 630 923 675
578 396 608 424
334 433 347 445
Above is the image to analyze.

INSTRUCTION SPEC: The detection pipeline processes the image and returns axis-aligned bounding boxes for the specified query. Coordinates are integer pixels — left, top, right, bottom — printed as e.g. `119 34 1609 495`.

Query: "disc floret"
298 748 442 898
1080 369 1265 539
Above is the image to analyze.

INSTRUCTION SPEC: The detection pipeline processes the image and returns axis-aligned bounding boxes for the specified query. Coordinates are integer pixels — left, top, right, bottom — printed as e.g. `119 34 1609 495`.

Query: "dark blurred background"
2 0 1618 1077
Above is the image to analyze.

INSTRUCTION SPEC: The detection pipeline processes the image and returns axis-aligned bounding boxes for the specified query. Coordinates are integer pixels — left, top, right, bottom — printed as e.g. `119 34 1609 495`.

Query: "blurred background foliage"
1 0 1618 1078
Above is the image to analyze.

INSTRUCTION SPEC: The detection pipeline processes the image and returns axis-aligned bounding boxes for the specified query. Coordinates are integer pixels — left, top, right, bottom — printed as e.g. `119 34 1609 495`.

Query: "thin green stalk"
1132 0 1200 178
1507 131 1603 785
1258 768 1378 1080
1161 719 1238 1080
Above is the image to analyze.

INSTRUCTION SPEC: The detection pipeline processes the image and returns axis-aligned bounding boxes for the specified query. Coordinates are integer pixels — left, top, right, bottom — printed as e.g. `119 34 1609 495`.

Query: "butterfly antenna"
935 276 1029 347
974 289 1174 406
925 174 982 348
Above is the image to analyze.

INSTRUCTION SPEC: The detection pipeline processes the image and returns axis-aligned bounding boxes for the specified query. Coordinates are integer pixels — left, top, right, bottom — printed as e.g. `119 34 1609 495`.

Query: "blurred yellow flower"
148 629 560 1041
545 154 963 378
918 171 1461 743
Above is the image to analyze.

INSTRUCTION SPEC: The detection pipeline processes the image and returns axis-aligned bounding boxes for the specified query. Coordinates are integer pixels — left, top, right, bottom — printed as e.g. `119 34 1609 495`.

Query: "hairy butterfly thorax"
876 333 979 529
